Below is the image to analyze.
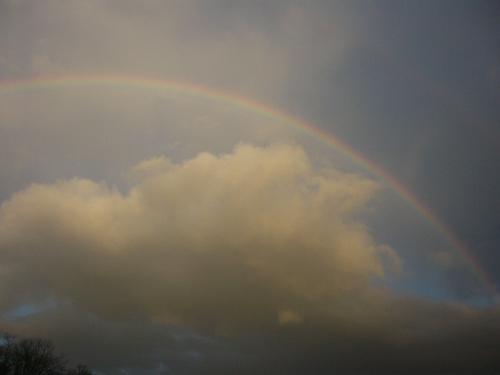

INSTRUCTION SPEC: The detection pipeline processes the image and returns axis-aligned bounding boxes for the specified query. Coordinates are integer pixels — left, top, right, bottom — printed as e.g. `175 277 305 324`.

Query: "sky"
0 0 499 373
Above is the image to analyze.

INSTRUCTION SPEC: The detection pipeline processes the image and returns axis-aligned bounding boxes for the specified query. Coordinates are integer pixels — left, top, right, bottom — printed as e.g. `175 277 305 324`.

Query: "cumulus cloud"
1 144 499 373
0 144 389 333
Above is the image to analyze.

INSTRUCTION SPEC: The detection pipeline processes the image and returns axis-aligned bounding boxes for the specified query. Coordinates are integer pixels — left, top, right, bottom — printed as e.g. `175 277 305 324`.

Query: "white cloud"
0 144 391 333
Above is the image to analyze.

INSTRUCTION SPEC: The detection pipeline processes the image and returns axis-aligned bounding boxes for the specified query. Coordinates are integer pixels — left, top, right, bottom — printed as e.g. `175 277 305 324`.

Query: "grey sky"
0 1 499 373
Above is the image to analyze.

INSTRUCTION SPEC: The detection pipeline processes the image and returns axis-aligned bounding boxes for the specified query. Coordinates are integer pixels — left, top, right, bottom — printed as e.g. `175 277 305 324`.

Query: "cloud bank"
0 144 387 330
1 144 499 373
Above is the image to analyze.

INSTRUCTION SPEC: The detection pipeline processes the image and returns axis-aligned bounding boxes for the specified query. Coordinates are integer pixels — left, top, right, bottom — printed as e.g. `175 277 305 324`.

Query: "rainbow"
0 73 497 298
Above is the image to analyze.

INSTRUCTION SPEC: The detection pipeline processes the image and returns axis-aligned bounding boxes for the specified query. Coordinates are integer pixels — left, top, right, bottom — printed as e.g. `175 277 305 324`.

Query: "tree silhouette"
0 333 92 375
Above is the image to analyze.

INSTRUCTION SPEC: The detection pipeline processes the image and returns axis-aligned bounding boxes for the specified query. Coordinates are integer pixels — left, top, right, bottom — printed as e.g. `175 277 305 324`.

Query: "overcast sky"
0 1 499 373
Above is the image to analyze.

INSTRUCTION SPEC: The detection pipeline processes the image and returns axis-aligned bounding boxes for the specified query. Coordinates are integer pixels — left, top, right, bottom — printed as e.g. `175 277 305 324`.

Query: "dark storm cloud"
3 293 500 374
282 0 500 286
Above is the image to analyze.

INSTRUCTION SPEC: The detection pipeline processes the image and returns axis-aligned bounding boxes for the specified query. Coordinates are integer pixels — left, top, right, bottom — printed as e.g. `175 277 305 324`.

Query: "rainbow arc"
0 73 496 297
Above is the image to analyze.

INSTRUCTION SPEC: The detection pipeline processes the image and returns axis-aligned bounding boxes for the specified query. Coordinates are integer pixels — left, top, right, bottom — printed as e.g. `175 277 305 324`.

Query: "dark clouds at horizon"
0 1 499 373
